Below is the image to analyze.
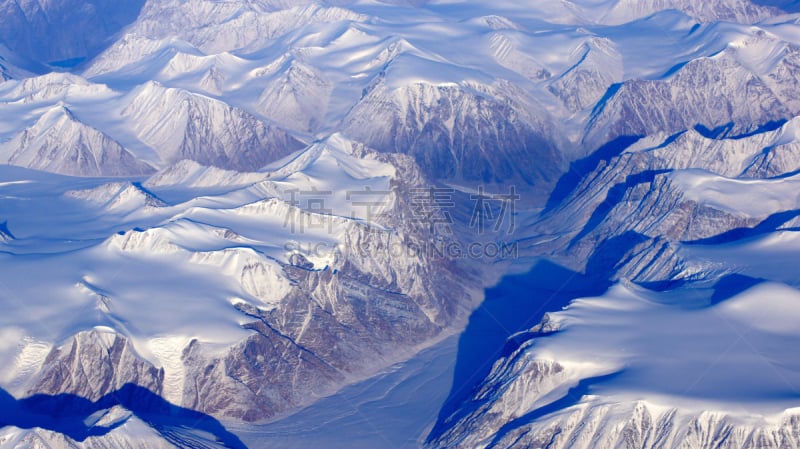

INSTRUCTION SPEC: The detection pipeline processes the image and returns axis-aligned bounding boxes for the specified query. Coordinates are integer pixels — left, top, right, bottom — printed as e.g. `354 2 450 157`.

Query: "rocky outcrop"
460 402 800 449
343 80 564 190
121 82 304 171
29 329 163 406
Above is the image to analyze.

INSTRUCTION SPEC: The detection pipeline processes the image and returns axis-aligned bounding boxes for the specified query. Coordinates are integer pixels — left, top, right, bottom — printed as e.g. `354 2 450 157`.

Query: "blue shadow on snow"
428 260 612 441
0 384 247 449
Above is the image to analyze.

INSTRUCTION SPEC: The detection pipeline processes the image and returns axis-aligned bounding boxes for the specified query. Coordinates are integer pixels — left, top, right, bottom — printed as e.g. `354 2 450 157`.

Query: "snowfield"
2 0 800 448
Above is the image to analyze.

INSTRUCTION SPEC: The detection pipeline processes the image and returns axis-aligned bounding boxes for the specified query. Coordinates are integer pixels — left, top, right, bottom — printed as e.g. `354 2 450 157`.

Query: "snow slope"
0 133 475 443
0 105 155 177
431 280 800 448
1 0 800 447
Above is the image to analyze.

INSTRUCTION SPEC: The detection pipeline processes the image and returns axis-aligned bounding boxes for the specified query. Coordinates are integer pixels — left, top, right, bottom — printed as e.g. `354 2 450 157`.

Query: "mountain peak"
0 104 155 177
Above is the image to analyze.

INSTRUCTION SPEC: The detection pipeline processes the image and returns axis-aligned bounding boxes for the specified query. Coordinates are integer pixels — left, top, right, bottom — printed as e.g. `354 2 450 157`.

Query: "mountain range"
2 0 800 448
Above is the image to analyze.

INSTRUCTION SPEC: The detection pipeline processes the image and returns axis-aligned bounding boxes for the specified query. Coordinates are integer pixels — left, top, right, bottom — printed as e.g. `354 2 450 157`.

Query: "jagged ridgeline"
1 0 800 448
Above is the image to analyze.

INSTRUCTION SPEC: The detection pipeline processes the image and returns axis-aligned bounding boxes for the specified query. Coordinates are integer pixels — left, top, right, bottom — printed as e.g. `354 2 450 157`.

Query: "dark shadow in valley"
583 230 650 278
427 260 611 442
544 135 643 213
695 120 787 140
694 122 735 139
709 273 764 305
0 384 247 449
426 254 770 443
570 170 670 244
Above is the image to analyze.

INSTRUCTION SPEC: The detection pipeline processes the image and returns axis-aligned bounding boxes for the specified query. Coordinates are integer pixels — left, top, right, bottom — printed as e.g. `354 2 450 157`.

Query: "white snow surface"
669 169 800 217
528 281 800 413
0 0 788 173
0 134 395 376
1 0 800 447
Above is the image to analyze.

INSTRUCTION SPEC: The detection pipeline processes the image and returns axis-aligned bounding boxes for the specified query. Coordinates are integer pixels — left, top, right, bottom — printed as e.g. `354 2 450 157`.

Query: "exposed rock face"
65 182 166 214
585 40 800 148
431 357 570 449
429 278 800 449
3 1 800 448
594 0 778 24
428 74 800 449
343 80 564 190
176 215 471 421
30 329 163 406
436 398 800 449
8 138 475 426
121 82 304 171
547 37 624 113
527 116 800 283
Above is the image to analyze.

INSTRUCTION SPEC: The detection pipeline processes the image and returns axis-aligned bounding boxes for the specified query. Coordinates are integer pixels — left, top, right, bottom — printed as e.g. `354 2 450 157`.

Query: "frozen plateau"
2 0 800 448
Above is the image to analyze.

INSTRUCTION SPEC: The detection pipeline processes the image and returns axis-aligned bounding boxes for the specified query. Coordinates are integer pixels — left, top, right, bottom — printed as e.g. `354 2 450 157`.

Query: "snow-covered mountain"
119 81 304 170
0 0 145 65
342 80 565 189
0 134 477 446
0 105 154 177
2 0 800 447
584 31 800 148
429 281 800 449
